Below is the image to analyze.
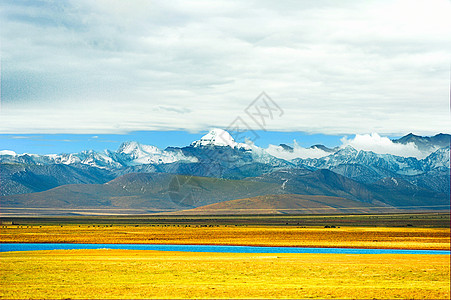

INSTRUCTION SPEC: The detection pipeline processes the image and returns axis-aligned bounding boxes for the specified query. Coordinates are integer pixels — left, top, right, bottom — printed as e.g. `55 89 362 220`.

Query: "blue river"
0 243 449 255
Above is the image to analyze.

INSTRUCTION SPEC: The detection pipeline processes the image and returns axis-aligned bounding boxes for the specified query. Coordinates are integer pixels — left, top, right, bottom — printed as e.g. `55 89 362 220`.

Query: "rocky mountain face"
291 145 449 194
0 163 115 196
0 130 449 212
393 133 450 152
1 167 447 212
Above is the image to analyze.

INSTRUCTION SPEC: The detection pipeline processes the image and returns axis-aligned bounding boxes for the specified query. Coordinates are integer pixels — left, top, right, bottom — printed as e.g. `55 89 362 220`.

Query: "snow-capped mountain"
292 146 449 186
50 150 123 169
1 131 448 174
293 146 426 175
191 128 251 150
393 133 450 152
421 147 450 171
180 129 292 175
0 141 198 169
0 130 449 197
113 141 198 166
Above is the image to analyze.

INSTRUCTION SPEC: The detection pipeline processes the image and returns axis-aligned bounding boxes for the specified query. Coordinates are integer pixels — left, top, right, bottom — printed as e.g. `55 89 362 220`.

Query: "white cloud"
1 0 450 135
266 133 435 160
340 133 428 159
266 141 330 160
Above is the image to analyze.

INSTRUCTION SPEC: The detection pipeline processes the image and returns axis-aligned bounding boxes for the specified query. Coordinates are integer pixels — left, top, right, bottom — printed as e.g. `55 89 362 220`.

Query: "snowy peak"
0 150 17 156
191 128 238 148
117 141 161 156
335 145 359 157
117 141 141 154
116 141 198 166
422 147 450 170
1 132 449 177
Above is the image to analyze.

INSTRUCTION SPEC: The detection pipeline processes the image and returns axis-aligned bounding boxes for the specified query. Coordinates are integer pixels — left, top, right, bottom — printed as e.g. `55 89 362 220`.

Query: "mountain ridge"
1 131 449 215
1 169 447 214
170 194 405 215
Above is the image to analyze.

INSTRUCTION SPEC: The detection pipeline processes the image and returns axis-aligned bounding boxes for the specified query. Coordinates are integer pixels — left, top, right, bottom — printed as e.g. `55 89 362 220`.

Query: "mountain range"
0 130 449 215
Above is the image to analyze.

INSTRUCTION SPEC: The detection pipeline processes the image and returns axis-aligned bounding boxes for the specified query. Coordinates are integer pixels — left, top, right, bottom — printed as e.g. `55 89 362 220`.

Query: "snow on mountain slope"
0 142 198 169
117 141 161 156
0 152 55 165
191 128 236 147
421 147 450 170
191 128 251 149
292 145 433 176
116 141 198 166
0 131 449 176
0 150 16 156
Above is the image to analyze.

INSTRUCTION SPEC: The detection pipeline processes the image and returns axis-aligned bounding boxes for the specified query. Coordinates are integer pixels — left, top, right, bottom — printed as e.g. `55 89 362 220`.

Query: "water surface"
1 243 449 255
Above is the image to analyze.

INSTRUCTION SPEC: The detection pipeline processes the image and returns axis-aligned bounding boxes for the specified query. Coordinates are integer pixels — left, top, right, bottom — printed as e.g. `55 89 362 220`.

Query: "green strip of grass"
1 212 449 227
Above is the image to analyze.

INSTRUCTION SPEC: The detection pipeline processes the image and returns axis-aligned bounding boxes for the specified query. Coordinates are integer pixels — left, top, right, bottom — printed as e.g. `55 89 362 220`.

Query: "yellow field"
1 225 450 298
1 225 449 250
1 249 449 299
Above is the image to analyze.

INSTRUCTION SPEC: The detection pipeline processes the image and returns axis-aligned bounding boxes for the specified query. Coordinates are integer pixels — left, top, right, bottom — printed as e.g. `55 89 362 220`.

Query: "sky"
0 130 344 155
0 0 450 154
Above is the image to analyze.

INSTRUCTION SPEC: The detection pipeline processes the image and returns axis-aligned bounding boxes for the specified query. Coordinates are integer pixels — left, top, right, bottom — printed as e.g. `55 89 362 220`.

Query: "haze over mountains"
0 130 449 215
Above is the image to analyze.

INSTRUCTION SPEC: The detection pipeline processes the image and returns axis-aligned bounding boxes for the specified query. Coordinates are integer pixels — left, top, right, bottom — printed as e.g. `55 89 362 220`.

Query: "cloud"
10 136 35 140
5 135 77 143
157 106 192 114
340 133 427 159
1 0 450 135
265 133 433 159
265 141 331 160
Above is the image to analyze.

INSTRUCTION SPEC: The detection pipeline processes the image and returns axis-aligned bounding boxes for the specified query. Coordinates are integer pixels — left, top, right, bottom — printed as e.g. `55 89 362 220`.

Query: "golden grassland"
1 225 449 250
1 249 449 299
1 223 449 299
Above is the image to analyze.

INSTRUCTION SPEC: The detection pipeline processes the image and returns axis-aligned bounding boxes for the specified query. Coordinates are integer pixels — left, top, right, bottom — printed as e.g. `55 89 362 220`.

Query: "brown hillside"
172 194 401 215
